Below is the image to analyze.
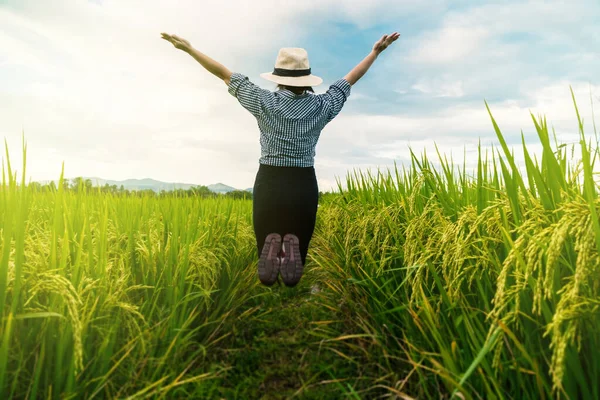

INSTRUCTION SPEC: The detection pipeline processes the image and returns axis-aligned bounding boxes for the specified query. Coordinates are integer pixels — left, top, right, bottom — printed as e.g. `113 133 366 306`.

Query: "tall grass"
311 92 600 399
0 143 259 398
2 92 599 399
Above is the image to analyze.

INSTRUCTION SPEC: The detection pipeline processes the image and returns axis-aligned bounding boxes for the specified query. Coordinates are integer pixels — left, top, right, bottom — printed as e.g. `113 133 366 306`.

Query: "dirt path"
203 267 359 399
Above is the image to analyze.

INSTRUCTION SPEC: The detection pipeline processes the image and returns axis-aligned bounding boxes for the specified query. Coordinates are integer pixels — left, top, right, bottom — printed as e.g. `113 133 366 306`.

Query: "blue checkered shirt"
227 72 351 167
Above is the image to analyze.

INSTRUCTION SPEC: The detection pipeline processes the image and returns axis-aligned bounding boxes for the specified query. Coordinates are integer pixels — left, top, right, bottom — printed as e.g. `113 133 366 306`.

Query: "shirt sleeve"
227 72 269 118
320 78 352 122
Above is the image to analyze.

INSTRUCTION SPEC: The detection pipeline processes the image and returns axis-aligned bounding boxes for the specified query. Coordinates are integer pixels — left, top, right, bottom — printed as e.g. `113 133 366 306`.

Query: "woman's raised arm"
161 33 233 84
343 32 400 86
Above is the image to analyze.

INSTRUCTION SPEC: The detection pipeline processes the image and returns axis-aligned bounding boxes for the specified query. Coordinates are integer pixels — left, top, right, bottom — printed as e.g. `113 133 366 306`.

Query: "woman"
161 31 400 287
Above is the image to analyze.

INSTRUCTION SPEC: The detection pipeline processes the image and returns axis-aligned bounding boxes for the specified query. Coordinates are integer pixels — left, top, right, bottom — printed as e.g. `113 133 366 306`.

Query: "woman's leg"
293 176 319 265
279 171 318 286
252 168 280 258
280 169 318 269
253 166 289 285
253 165 318 285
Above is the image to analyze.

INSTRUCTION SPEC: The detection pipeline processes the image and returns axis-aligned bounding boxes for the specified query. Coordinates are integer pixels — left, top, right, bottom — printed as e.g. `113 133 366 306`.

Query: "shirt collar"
276 88 310 99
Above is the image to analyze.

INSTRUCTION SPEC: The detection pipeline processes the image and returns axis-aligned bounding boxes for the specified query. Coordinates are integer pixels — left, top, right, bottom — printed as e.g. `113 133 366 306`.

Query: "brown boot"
280 233 303 287
258 233 281 286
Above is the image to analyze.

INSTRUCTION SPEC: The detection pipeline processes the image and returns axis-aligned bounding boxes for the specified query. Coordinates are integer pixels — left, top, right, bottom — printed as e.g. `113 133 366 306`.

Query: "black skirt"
252 163 319 265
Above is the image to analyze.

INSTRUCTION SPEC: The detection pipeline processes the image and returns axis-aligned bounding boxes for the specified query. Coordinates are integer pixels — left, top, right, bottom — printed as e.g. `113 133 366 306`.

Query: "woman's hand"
161 32 232 82
161 33 192 52
344 32 401 85
372 32 400 55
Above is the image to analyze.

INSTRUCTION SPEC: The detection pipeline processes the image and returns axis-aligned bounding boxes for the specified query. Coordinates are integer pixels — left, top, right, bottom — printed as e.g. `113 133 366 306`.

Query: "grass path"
200 264 367 399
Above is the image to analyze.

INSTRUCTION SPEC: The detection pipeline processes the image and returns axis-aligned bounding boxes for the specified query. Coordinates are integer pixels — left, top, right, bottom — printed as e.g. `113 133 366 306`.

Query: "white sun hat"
260 48 323 87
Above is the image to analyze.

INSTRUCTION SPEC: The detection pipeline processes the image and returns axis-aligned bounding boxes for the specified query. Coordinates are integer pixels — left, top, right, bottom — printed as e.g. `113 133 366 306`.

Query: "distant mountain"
87 177 197 192
38 177 252 193
207 183 237 194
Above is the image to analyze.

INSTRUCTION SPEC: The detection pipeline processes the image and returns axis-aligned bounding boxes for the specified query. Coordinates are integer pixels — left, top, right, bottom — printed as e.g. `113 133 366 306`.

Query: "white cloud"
0 0 598 191
0 32 37 68
0 0 440 190
408 26 489 64
348 91 377 101
316 82 598 189
405 0 600 67
411 77 464 98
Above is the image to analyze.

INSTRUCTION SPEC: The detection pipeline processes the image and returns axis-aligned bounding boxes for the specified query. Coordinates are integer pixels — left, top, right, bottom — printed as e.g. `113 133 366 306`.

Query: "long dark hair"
276 84 314 95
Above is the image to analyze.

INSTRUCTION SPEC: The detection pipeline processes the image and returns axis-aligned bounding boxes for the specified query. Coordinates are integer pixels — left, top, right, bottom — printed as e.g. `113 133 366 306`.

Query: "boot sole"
258 233 281 286
281 233 303 287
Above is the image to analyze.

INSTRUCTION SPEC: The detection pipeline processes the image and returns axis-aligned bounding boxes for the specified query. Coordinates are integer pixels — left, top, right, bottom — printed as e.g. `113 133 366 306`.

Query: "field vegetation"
1 93 599 398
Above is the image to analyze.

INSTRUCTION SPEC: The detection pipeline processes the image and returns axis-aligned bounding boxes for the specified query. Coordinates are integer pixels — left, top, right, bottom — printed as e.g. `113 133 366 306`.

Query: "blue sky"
0 0 599 190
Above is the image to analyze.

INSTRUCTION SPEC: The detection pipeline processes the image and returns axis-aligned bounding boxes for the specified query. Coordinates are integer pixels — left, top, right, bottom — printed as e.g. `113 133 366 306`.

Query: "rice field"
1 93 599 399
